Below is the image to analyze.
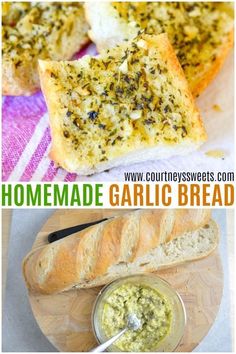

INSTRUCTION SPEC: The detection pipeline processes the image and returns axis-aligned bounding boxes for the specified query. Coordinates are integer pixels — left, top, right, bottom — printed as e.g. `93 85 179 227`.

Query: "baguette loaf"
39 33 207 175
2 2 89 96
85 2 234 97
23 209 213 295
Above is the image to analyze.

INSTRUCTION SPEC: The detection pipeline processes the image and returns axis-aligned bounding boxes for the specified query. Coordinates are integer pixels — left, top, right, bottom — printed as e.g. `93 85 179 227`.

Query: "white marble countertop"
2 209 233 352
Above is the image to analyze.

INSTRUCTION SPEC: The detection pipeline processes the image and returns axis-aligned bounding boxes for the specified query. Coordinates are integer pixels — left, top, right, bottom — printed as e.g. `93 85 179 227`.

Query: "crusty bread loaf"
23 209 213 294
2 2 89 96
84 2 234 97
39 33 207 175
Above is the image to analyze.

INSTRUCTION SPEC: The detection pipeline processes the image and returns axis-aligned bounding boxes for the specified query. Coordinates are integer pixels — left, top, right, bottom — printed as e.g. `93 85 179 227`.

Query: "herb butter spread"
101 283 172 351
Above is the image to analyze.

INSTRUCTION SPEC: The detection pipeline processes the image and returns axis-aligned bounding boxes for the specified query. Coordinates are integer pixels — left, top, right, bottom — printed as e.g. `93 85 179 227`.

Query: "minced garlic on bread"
2 2 89 96
39 33 207 175
85 2 234 97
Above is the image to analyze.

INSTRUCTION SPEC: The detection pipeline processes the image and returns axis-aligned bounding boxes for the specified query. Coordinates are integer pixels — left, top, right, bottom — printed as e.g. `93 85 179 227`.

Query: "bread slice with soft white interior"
94 219 219 288
85 2 234 97
39 33 207 175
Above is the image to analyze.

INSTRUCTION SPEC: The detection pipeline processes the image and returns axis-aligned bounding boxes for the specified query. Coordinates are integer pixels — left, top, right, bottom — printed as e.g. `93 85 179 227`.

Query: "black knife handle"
48 218 108 243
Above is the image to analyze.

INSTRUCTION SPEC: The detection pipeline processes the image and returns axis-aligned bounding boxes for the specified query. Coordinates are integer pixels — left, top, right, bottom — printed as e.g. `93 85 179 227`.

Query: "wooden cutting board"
28 209 223 352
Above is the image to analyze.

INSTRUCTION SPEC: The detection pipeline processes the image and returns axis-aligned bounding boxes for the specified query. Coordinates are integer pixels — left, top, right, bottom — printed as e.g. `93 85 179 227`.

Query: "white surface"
2 209 233 352
75 51 234 181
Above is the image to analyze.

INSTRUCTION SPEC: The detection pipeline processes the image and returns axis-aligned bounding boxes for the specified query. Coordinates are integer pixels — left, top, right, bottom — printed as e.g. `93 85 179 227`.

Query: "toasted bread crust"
38 60 69 170
191 29 234 96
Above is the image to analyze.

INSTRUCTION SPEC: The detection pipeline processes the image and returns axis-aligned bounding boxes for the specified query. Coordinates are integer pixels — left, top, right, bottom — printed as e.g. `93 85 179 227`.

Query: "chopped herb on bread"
39 33 207 175
85 2 234 96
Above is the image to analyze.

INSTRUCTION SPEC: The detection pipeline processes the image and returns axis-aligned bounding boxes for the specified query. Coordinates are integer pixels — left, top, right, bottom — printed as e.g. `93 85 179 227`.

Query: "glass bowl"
92 274 186 352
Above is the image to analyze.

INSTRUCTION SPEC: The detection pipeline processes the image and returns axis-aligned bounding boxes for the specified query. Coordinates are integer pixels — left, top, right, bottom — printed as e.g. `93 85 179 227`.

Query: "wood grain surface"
28 209 223 352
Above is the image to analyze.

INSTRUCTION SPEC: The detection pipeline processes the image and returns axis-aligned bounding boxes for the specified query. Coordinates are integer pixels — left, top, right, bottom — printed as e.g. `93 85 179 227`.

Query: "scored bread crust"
84 2 234 97
38 33 207 175
2 4 89 96
22 209 211 294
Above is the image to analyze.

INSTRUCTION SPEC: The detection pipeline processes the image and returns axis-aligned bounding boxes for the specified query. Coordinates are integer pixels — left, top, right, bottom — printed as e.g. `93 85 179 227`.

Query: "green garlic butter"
101 283 172 352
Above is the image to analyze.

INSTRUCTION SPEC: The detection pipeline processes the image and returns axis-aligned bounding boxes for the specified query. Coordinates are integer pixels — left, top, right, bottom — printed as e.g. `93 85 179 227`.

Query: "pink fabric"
64 173 78 182
19 127 51 181
2 43 97 181
42 161 58 182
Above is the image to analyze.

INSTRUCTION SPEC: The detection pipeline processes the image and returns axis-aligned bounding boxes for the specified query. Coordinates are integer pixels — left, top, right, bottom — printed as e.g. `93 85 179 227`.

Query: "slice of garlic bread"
2 3 89 96
39 33 207 175
85 2 234 97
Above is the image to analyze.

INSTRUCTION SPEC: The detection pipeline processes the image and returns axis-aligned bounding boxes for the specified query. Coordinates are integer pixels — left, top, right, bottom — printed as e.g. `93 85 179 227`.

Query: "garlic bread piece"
85 2 234 97
39 33 207 175
2 3 89 96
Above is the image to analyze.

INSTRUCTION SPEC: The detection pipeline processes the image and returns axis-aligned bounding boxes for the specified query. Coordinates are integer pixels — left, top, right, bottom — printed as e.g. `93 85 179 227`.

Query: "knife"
48 218 109 243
